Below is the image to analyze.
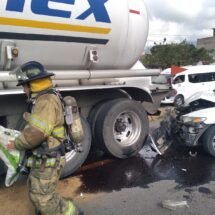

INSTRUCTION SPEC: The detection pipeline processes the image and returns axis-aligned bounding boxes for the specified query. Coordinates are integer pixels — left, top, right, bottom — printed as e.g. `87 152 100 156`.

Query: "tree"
143 40 213 69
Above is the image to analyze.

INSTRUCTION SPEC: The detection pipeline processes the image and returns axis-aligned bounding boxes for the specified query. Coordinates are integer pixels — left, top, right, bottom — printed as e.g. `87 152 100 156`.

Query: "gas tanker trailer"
0 0 160 176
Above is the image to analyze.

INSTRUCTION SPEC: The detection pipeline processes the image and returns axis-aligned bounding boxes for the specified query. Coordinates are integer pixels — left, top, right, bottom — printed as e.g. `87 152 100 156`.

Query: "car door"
172 74 186 97
187 73 205 99
200 72 215 91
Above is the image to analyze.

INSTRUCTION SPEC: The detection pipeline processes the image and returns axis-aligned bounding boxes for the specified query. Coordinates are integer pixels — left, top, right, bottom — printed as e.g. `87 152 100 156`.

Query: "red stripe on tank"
129 9 141 15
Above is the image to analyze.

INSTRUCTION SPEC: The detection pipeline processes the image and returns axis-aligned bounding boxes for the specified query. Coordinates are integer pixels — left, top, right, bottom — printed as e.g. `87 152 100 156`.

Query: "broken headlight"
180 116 207 124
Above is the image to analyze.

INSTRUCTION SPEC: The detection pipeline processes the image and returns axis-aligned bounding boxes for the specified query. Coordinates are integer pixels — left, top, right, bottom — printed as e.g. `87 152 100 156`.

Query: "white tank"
0 0 148 70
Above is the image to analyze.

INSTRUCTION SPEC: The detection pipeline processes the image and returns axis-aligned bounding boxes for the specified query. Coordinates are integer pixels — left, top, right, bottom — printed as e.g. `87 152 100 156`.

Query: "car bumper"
178 122 209 146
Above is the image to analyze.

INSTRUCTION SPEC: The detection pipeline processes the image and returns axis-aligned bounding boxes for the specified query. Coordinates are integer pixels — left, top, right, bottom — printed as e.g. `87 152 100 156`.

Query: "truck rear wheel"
61 117 91 178
202 125 215 157
88 98 126 146
95 99 149 158
88 100 110 141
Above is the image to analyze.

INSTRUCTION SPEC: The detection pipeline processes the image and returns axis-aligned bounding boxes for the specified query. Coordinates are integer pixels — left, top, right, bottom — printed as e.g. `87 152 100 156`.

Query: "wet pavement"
67 140 215 215
3 142 214 192
74 141 215 195
1 131 215 215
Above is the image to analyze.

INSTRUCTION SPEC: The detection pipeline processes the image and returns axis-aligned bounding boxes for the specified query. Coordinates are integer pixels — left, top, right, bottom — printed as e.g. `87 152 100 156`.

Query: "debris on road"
162 200 189 210
189 151 198 157
149 134 172 155
149 109 176 155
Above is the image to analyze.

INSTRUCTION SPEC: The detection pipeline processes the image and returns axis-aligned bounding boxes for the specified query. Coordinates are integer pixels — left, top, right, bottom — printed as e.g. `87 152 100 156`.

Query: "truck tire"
88 98 126 146
95 99 149 158
88 100 110 141
202 125 215 157
61 117 91 178
174 95 184 107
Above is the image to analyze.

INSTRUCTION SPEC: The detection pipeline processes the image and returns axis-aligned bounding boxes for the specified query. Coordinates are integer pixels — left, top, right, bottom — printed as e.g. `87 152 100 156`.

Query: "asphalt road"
1 142 215 215
73 144 215 215
1 92 215 215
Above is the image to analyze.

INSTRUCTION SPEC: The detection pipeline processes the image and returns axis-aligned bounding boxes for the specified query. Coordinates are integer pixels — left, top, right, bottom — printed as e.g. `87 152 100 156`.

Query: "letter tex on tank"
6 0 111 23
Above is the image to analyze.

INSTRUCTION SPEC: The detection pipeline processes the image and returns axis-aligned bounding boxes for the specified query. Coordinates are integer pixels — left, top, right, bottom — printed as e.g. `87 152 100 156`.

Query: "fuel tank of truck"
0 0 148 70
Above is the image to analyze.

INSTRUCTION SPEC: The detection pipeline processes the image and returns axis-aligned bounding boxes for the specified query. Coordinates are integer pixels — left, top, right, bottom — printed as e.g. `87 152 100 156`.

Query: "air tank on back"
0 0 148 70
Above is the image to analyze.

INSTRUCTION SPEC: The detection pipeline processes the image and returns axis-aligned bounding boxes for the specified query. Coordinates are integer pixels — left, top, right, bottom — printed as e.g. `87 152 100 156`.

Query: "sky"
144 0 215 50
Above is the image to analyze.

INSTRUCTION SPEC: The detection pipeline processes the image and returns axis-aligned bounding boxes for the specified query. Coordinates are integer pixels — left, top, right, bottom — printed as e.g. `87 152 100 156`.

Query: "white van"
162 65 215 106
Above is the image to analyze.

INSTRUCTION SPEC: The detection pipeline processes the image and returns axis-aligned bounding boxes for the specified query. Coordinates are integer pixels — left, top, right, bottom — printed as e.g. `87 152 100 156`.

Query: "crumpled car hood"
184 90 215 106
183 107 215 124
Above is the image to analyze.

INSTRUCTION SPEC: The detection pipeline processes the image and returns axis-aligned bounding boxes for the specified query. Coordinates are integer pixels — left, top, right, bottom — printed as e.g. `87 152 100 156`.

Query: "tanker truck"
0 0 160 177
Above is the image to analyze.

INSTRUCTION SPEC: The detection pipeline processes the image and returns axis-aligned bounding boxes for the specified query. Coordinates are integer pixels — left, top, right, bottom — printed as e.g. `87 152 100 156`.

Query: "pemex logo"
0 0 112 45
5 0 111 23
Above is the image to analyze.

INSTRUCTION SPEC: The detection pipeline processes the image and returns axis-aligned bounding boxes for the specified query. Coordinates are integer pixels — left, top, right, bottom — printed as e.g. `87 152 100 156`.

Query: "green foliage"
143 40 213 69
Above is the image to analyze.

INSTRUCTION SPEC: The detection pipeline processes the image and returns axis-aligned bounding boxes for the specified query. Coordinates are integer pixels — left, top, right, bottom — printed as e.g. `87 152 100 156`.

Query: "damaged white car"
151 89 215 157
177 90 215 156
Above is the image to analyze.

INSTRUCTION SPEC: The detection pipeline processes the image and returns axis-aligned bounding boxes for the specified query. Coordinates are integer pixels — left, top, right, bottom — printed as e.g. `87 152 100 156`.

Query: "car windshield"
152 74 171 84
173 75 185 84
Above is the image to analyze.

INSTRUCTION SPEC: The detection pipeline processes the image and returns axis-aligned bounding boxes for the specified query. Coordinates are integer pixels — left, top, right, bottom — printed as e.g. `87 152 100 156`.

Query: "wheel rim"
113 111 142 146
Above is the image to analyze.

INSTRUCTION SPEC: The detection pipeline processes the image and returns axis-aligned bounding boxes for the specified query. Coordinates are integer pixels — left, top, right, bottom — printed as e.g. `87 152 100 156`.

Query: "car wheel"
202 125 215 157
174 95 184 107
95 98 149 158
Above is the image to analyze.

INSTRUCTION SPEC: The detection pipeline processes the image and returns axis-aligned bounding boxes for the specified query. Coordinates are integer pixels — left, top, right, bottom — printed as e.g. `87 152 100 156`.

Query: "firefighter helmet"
12 61 54 86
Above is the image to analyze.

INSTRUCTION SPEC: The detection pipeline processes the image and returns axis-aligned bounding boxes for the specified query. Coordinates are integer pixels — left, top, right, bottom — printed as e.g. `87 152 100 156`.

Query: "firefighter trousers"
27 157 78 215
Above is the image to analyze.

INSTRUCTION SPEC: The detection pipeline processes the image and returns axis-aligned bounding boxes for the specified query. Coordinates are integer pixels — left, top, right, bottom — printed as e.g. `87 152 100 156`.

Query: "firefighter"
7 61 83 215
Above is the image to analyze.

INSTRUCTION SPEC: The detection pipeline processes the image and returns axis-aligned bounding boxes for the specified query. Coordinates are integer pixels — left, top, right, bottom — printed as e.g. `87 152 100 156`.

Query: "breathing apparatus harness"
23 88 83 162
50 89 83 154
17 88 84 172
